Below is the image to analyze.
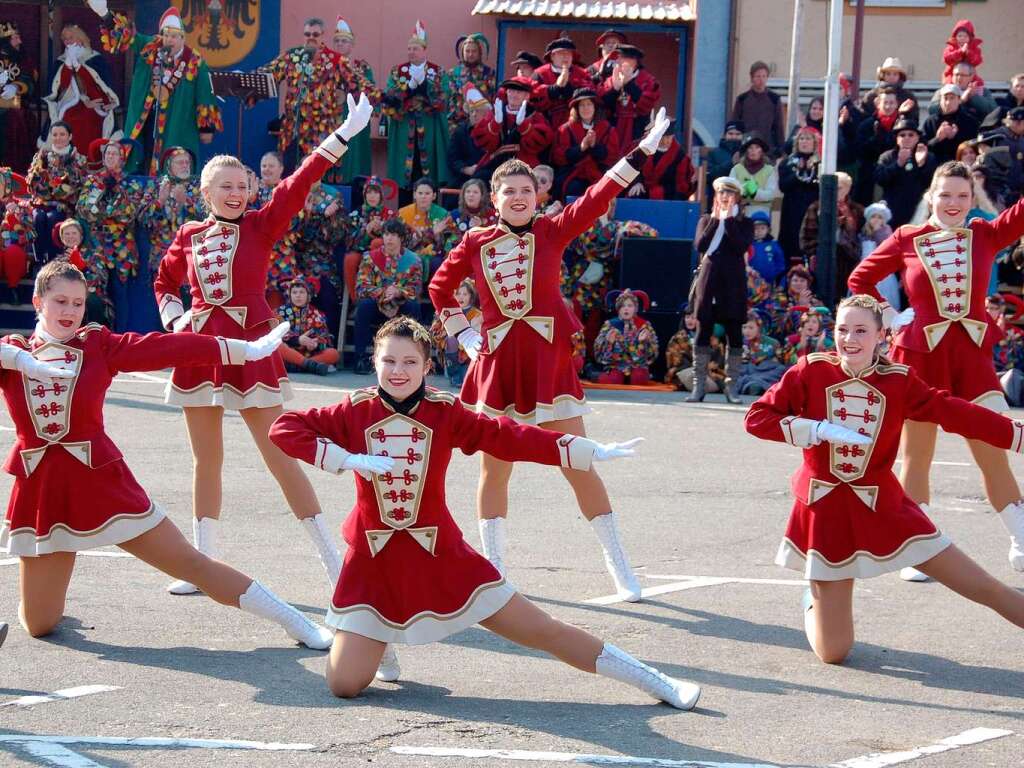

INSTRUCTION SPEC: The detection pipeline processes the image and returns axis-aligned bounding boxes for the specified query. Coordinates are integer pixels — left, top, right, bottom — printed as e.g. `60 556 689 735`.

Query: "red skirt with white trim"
166 311 292 410
1 448 164 556
892 328 1005 411
460 321 589 425
775 485 951 580
327 530 515 645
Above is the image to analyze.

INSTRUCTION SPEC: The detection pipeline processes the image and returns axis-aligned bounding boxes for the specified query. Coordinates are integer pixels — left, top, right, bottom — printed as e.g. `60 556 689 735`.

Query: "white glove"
344 453 396 481
515 100 527 126
579 261 605 285
1 85 16 101
87 0 109 17
171 308 192 333
638 106 671 155
337 92 373 142
15 350 76 384
408 63 425 86
0 71 8 87
244 322 290 361
456 327 483 361
884 306 915 332
493 97 504 124
64 43 81 68
592 437 644 461
812 421 872 446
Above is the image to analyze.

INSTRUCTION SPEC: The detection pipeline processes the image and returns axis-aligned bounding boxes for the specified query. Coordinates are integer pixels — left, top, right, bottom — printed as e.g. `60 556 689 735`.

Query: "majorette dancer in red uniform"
849 161 1024 579
428 109 673 603
270 316 700 707
1 260 332 649
153 95 373 597
746 294 1024 664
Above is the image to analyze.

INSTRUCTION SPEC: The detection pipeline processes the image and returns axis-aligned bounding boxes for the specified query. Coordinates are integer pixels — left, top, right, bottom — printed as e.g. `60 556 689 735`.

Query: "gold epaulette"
76 323 105 338
806 352 840 365
349 387 379 406
423 388 457 405
3 333 29 348
876 362 909 376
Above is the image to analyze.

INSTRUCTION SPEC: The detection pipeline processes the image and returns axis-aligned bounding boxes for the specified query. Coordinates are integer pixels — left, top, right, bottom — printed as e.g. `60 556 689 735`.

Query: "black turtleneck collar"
378 380 426 416
214 213 243 223
499 218 534 235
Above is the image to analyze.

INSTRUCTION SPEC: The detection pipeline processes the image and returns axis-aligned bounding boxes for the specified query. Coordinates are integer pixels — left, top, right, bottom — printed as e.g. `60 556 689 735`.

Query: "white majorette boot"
998 500 1024 571
478 517 508 577
376 643 401 682
301 513 343 588
596 644 700 710
590 512 643 601
238 581 333 650
167 517 218 595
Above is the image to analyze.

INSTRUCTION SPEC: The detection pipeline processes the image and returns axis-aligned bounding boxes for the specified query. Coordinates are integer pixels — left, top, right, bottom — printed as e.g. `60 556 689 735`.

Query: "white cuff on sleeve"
438 306 471 338
0 342 23 371
607 158 640 188
780 417 818 448
315 437 351 474
315 133 349 164
557 435 596 472
159 295 185 330
217 338 248 366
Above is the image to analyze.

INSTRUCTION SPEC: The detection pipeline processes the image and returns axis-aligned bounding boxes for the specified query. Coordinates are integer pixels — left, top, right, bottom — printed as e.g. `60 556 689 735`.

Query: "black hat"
509 50 542 70
892 117 921 135
569 87 598 107
1008 106 1024 121
723 120 745 134
595 29 628 46
499 76 534 93
739 132 770 153
545 37 576 54
615 44 644 61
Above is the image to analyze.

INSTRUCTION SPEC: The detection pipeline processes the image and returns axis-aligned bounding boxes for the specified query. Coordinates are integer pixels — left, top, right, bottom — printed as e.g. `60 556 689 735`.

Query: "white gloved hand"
171 308 192 333
493 97 504 124
344 453 396 481
337 92 373 142
87 0 109 17
592 437 644 461
579 260 605 285
515 100 528 126
244 322 290 361
885 306 915 332
64 43 83 68
812 421 872 446
408 63 426 86
0 71 8 87
1 85 16 101
15 350 76 384
638 106 671 155
456 327 483 361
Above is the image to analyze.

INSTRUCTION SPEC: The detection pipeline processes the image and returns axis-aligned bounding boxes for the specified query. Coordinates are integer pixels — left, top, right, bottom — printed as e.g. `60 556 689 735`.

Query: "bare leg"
539 416 611 520
899 420 937 506
325 631 385 698
480 593 603 670
183 406 225 521
916 544 1024 628
478 453 514 520
19 552 76 637
239 405 322 521
803 579 855 664
965 439 1022 511
118 518 250 606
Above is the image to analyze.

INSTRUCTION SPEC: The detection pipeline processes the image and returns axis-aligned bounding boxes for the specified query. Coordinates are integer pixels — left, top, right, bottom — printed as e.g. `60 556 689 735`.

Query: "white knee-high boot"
478 517 508 577
376 643 401 681
998 500 1024 571
168 517 218 595
590 512 643 601
301 513 343 588
238 581 333 650
595 644 700 710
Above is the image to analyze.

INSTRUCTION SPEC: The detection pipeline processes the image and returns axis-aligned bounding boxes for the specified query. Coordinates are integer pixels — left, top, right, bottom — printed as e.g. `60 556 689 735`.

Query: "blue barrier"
566 197 700 239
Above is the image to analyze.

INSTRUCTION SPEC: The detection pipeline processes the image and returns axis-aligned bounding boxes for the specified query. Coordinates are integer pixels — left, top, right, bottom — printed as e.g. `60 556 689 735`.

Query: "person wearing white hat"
86 1 221 175
331 17 379 183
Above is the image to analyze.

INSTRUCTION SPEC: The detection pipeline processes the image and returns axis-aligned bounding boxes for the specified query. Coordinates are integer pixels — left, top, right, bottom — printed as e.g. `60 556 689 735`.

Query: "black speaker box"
618 237 694 312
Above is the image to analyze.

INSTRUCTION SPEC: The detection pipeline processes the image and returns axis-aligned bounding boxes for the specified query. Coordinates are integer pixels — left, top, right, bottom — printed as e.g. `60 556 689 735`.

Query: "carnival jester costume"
445 33 496 133
332 17 380 183
139 147 201 276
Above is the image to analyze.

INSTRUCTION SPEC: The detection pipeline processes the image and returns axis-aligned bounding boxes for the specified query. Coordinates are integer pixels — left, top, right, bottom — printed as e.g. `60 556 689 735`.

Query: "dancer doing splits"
1 261 332 648
746 294 1024 664
428 107 674 602
269 317 700 706
153 94 374 596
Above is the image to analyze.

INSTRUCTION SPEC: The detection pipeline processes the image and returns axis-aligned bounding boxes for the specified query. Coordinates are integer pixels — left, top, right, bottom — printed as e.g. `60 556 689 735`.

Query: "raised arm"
102 324 286 374
979 196 1024 253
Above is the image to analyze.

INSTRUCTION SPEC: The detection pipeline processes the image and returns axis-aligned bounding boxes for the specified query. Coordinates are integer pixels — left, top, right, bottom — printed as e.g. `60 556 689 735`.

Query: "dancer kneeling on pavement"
427 108 677 602
745 294 1024 664
269 317 700 707
0 260 332 649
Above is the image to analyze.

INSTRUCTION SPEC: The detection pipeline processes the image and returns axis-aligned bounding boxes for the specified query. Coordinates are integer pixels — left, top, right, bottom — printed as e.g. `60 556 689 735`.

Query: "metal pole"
850 0 866 98
817 0 844 307
786 0 805 135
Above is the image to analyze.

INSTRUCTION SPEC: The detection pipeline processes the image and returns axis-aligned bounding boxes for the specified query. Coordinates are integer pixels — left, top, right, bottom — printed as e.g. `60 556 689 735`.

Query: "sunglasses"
303 31 322 38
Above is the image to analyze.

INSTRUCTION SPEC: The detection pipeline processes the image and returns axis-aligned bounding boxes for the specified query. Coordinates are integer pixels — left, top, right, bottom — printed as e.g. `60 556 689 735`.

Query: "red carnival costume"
154 152 335 409
429 156 642 424
634 137 695 200
552 118 621 192
269 385 601 643
745 353 1024 580
471 105 554 170
848 199 1024 410
0 324 248 556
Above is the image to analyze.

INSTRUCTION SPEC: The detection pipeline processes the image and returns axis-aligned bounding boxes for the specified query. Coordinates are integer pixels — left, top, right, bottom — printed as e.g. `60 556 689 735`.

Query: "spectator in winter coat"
853 88 914 204
993 107 1024 201
987 73 1024 126
553 88 620 198
782 97 824 156
730 61 784 155
800 172 863 298
597 45 660 148
859 57 917 118
930 63 997 121
777 125 821 265
747 210 786 285
447 87 490 188
705 121 744 196
874 118 938 227
923 85 982 163
532 37 592 129
730 133 778 216
859 200 900 310
942 19 984 86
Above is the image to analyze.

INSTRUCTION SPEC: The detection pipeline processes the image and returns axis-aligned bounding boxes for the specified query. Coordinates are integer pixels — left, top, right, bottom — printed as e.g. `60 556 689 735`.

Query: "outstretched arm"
904 369 1023 450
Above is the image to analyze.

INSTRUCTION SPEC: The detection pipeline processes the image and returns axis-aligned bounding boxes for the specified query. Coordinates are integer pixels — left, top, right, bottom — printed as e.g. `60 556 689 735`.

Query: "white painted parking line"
829 727 1013 767
1 550 133 566
1 685 120 708
391 745 783 767
587 575 807 605
17 741 106 768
